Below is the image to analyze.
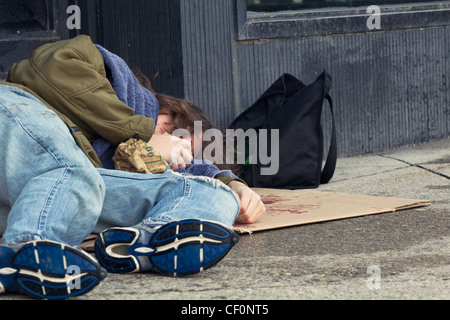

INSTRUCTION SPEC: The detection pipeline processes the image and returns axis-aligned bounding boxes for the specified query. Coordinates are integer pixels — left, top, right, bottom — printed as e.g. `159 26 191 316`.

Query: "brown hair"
134 69 212 133
134 69 240 174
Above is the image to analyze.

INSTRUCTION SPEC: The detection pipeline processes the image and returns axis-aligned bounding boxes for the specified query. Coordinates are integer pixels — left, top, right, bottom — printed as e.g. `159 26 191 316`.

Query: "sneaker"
94 219 239 277
0 240 107 300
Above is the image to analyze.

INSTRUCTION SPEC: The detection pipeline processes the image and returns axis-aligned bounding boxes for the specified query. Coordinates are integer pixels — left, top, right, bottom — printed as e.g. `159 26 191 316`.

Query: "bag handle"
320 95 337 184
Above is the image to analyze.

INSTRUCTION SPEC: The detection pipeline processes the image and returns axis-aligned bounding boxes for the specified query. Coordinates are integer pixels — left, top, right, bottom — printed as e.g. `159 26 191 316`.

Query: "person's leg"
0 86 105 246
94 170 239 231
94 169 240 276
0 85 106 299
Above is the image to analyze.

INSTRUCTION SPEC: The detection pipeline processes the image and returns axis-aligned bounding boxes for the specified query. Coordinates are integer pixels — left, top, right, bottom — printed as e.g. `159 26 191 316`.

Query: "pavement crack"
378 154 450 180
330 167 409 183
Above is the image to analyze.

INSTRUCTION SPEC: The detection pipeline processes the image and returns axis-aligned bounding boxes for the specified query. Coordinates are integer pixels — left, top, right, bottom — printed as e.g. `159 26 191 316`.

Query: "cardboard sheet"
1 189 431 251
233 188 431 233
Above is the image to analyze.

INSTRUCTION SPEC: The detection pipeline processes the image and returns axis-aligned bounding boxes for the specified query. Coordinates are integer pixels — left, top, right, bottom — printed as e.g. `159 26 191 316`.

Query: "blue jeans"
0 85 239 247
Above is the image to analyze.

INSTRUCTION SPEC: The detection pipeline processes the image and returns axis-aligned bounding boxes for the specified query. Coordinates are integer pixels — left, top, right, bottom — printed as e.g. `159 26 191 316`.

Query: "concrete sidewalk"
91 138 449 300
3 138 449 301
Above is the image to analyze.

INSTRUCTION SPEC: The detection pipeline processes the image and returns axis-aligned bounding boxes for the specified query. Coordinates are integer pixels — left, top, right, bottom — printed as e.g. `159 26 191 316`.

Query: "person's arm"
227 180 266 224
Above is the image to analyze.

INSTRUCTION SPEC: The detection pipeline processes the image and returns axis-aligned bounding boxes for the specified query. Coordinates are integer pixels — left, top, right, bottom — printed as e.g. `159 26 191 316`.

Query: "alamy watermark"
67 5 81 30
67 265 81 290
172 122 280 176
366 5 381 30
366 265 381 290
67 4 382 31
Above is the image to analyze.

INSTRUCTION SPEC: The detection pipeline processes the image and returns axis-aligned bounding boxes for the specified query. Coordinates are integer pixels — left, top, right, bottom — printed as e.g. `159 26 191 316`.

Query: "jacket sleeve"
7 35 155 145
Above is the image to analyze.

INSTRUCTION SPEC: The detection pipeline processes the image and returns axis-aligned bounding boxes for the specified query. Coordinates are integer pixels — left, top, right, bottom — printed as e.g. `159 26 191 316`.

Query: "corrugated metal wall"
180 0 237 128
98 0 184 98
1 1 448 157
179 0 450 157
234 27 450 156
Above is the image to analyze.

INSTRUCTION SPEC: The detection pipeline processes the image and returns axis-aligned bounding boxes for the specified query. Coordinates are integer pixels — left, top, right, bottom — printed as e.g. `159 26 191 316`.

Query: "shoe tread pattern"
12 241 106 300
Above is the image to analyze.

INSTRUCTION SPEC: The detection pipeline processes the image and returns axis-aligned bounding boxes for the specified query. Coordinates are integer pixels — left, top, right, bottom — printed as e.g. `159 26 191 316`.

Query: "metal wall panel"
234 27 450 156
176 0 449 157
180 0 237 129
6 0 445 158
98 0 184 97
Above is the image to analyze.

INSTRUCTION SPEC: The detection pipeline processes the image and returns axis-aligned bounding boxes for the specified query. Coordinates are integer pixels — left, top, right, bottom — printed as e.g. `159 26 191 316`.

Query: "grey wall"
180 0 237 129
179 0 450 157
2 0 448 158
234 27 450 156
98 0 185 98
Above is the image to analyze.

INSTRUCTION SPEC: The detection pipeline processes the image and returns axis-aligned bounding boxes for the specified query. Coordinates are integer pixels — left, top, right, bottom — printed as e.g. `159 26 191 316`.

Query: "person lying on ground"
0 35 263 300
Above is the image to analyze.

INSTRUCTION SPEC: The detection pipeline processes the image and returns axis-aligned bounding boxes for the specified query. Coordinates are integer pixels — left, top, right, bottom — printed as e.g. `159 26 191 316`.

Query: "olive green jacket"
5 35 155 168
3 35 244 186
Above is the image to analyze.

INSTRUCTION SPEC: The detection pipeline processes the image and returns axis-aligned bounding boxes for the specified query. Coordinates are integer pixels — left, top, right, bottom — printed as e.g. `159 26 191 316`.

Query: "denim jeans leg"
140 175 241 227
95 170 240 233
0 85 105 246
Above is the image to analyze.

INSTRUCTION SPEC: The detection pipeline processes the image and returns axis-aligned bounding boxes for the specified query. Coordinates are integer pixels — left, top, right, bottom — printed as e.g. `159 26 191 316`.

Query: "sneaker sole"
95 219 239 277
11 240 107 300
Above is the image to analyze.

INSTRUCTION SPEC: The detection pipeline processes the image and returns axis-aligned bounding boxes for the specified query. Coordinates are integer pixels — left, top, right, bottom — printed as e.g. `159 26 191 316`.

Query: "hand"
148 134 193 170
228 181 266 224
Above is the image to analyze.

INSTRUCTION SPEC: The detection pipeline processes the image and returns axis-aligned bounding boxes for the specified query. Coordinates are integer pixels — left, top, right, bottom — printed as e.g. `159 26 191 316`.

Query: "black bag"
229 71 336 189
